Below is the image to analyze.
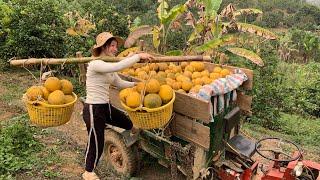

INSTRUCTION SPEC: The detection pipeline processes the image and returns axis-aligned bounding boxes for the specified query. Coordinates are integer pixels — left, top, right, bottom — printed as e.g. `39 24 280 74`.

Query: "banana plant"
124 0 187 55
185 2 277 66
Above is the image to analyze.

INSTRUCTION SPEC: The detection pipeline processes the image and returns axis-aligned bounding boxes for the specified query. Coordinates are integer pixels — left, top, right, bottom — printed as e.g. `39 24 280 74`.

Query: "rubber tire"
104 129 137 177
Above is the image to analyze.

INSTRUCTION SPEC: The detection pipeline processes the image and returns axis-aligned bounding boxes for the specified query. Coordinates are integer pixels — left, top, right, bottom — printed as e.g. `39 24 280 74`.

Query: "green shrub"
278 62 320 117
258 10 284 28
250 52 282 130
0 0 67 61
293 4 320 31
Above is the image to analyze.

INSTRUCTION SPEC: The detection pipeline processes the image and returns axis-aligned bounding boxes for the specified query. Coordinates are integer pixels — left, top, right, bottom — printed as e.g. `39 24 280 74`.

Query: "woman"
82 32 153 180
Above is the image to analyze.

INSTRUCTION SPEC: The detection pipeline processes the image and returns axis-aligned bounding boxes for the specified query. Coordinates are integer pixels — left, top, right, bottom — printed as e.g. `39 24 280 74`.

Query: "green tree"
0 0 67 60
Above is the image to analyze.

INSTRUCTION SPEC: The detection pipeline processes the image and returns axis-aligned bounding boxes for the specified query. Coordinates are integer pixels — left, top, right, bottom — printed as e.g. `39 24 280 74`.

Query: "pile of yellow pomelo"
120 79 174 109
25 77 75 105
121 61 231 94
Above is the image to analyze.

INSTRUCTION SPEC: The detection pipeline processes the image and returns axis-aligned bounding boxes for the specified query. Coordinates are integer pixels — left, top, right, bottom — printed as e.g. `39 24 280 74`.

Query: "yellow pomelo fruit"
40 86 50 100
165 78 174 87
154 76 166 85
172 81 182 90
126 91 141 108
220 69 231 77
213 67 222 73
183 71 192 78
128 69 135 76
157 71 167 78
180 62 189 69
146 79 161 93
190 85 202 93
176 75 186 82
202 76 212 84
158 63 168 71
60 79 73 95
135 82 146 93
181 81 193 92
44 77 61 92
134 68 142 76
133 64 143 69
137 71 148 80
167 73 176 80
64 95 75 104
149 70 157 77
149 63 159 71
168 63 176 70
158 85 173 104
201 70 210 77
141 65 150 73
192 72 202 79
119 88 133 102
26 86 44 101
172 66 182 73
193 78 204 86
121 68 130 73
190 62 205 72
177 89 186 94
210 72 222 80
48 90 65 105
174 73 182 78
165 69 172 74
143 94 162 108
184 65 195 73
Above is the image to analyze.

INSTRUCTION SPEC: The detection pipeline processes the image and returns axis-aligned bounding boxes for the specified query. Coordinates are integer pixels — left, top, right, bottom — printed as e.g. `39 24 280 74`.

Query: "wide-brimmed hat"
92 32 124 56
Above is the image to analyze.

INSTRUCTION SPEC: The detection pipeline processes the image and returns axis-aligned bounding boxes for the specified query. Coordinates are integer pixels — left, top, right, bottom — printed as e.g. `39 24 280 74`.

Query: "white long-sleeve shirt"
85 54 140 104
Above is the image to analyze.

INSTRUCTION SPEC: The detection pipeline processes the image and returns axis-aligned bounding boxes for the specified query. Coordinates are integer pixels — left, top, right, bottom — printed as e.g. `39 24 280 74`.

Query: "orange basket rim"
24 92 78 108
121 92 175 112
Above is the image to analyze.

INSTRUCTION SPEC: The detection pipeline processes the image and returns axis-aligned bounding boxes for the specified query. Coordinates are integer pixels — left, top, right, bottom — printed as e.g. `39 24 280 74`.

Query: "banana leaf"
227 47 264 66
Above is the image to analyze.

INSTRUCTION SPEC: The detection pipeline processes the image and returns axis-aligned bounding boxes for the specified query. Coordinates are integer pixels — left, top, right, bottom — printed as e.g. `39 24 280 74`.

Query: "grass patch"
0 115 43 179
0 115 65 179
278 113 320 149
242 113 320 161
0 82 25 103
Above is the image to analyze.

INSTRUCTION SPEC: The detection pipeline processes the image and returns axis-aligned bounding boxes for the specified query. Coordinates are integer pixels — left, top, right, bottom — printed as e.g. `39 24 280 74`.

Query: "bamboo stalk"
9 55 212 66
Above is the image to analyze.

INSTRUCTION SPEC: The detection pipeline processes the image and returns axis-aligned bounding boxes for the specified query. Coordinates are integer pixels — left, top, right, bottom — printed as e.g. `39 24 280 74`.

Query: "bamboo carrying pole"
9 55 212 66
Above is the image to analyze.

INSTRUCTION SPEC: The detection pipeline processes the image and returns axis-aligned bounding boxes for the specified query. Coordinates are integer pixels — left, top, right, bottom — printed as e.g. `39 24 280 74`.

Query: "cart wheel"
104 129 137 177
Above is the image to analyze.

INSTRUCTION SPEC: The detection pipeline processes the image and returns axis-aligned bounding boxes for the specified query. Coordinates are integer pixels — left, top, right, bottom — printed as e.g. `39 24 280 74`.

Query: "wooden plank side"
236 91 252 115
204 62 253 90
174 92 211 124
170 113 210 150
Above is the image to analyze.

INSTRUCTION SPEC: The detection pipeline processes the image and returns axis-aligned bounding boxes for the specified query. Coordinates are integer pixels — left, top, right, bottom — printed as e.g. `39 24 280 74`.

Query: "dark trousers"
82 103 133 172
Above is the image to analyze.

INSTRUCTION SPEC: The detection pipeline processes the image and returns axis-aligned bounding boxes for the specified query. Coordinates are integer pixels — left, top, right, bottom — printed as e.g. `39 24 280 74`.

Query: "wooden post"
76 52 87 85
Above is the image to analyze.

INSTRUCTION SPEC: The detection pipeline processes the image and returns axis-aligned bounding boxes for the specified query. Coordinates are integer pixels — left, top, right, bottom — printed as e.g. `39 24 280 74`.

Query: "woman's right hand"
138 53 154 63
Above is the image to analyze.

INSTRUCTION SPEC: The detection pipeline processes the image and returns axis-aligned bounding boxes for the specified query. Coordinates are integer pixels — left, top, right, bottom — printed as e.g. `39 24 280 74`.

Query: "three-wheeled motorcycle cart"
103 63 320 180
